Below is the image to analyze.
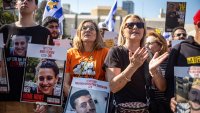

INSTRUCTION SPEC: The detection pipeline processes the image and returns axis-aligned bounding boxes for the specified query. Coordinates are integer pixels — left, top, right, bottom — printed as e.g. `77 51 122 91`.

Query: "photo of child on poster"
64 77 110 113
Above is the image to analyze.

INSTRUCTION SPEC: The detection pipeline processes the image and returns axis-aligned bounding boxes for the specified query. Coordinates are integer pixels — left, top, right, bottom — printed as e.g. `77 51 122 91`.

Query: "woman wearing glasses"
103 14 168 112
64 20 108 96
145 32 171 113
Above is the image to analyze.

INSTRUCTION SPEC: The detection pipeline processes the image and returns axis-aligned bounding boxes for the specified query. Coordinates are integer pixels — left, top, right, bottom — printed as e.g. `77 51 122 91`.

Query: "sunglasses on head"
81 26 96 31
125 22 144 29
176 33 187 37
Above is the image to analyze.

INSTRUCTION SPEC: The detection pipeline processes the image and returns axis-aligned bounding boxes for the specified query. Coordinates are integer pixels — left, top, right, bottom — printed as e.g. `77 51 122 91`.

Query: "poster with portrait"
0 34 9 93
165 2 186 32
175 66 200 113
3 0 16 10
104 31 118 48
64 77 110 113
20 44 67 106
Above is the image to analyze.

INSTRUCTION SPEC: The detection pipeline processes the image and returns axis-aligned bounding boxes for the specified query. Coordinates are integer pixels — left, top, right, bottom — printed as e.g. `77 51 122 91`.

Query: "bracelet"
122 72 131 82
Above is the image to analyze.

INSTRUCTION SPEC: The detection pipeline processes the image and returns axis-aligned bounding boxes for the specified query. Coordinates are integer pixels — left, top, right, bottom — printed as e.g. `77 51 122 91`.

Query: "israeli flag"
104 0 117 31
43 0 64 34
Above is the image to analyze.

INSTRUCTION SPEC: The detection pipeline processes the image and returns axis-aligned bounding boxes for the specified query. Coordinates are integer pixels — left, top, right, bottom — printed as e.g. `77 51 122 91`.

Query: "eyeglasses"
176 33 187 37
81 26 96 31
125 22 144 29
146 41 161 46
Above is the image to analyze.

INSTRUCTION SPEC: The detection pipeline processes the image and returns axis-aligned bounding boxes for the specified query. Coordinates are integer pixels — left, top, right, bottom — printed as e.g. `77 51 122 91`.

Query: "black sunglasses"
125 22 144 29
176 33 187 37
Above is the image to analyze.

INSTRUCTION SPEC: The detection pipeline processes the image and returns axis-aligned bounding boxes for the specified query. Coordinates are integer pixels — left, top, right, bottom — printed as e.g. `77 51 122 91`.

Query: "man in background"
171 26 187 40
42 16 60 45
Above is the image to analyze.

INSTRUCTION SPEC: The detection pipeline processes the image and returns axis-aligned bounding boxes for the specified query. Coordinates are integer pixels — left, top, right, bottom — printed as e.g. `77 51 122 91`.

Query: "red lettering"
23 93 33 99
34 94 44 101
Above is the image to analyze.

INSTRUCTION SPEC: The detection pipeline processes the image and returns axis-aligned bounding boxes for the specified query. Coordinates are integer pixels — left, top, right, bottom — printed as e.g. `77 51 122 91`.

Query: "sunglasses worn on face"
176 33 187 37
81 26 96 31
125 22 144 29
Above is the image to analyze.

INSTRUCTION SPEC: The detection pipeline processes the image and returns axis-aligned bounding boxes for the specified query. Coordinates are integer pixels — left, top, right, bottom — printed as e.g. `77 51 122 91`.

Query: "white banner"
27 44 67 60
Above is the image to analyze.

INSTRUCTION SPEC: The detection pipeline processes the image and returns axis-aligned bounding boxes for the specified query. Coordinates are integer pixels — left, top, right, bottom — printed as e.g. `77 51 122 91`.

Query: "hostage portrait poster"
64 77 110 113
20 44 67 106
165 2 186 32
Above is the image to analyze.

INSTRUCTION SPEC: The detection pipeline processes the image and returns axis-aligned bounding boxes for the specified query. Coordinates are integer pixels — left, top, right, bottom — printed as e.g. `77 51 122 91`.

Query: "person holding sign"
64 20 108 96
103 14 168 112
0 0 50 113
70 90 96 113
166 9 200 113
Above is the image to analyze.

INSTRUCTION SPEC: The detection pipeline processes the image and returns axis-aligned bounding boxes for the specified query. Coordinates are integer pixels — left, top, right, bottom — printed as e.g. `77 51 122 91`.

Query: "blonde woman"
104 14 168 112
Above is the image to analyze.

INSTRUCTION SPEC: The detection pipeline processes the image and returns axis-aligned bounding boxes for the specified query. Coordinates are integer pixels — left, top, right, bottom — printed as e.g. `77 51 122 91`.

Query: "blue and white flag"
104 0 117 31
43 0 64 34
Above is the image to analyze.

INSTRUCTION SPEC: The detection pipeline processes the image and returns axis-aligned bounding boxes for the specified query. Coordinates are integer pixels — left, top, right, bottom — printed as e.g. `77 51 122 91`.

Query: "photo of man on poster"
70 89 96 113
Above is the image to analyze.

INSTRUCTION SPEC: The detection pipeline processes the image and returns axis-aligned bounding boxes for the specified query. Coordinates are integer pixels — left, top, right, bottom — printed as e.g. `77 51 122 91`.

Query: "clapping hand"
149 52 169 76
129 47 148 68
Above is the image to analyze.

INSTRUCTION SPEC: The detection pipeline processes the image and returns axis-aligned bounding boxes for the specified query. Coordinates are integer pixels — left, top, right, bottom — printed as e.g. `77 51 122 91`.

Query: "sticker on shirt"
6 35 32 67
73 61 96 76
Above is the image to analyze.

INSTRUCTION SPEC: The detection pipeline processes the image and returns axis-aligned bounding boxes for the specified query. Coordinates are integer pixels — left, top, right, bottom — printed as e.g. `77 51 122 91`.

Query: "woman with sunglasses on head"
103 14 168 113
64 20 108 96
145 32 172 113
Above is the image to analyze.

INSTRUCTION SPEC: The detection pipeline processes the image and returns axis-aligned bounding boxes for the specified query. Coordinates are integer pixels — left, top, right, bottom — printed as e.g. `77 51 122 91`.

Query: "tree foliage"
35 0 47 25
0 0 16 27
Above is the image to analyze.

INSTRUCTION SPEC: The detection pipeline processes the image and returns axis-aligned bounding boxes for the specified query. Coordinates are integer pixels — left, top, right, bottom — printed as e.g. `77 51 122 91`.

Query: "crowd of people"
0 0 200 113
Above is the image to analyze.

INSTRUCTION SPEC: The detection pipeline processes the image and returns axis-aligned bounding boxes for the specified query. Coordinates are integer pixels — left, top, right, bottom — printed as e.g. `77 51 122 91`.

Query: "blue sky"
41 0 200 24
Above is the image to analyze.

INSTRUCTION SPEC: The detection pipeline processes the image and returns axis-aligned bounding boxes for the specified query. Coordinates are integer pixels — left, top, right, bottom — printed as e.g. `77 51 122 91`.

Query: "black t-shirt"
165 36 200 100
0 23 50 101
103 46 147 103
